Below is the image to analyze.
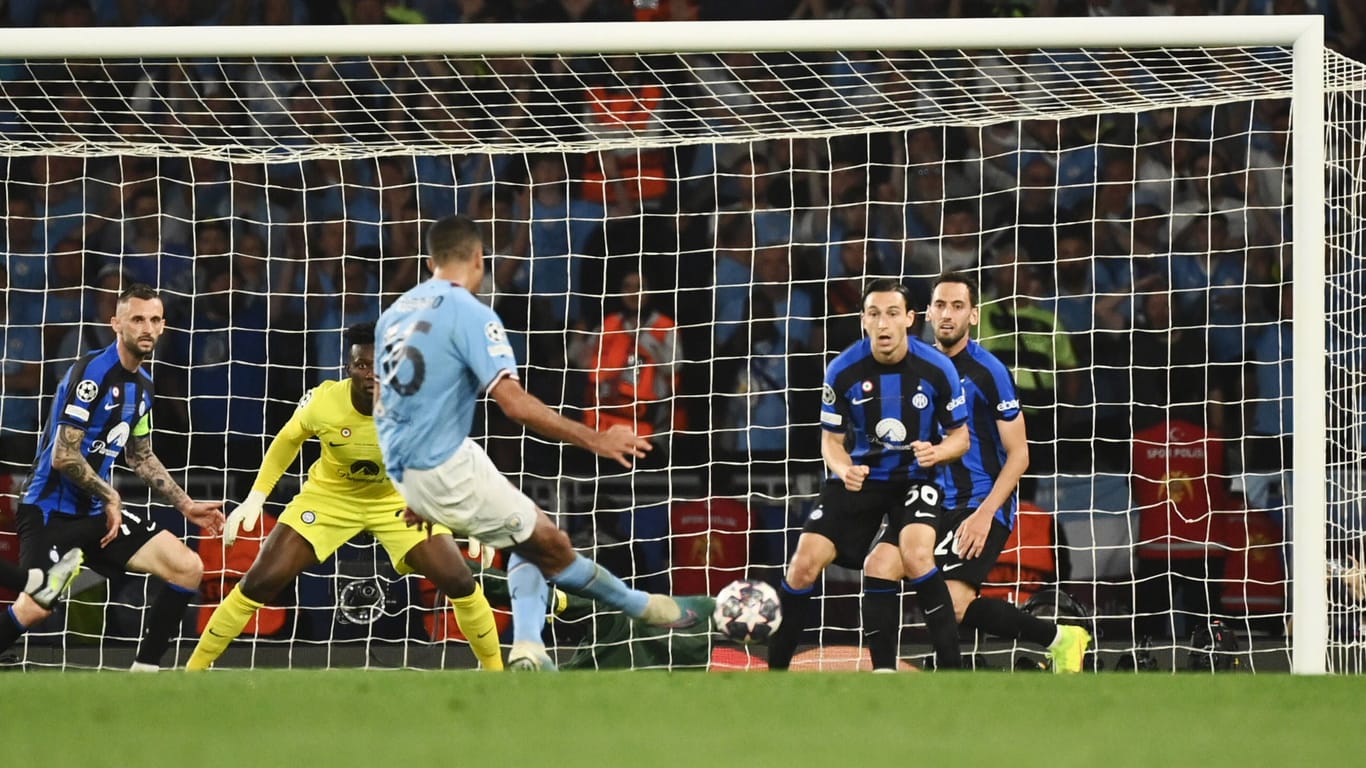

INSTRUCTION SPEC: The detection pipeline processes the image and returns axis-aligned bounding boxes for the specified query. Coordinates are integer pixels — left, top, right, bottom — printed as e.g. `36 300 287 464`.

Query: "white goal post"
0 15 1355 674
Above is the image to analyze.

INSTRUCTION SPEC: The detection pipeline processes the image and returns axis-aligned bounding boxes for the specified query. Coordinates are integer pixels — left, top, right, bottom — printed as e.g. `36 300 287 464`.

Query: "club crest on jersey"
75 379 99 403
911 392 929 410
821 383 836 405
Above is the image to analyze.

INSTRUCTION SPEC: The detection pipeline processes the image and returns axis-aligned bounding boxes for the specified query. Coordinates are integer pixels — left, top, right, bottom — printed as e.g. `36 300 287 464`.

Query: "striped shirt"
22 343 154 520
819 338 966 483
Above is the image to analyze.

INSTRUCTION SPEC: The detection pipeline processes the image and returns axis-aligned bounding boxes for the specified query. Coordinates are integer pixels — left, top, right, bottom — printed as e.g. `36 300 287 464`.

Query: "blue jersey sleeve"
456 303 520 393
938 369 968 430
819 365 846 433
983 357 1021 422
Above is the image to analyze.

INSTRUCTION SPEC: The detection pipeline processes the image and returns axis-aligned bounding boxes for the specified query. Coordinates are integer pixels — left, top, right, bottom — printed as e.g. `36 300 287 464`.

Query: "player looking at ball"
766 279 969 671
862 272 1090 673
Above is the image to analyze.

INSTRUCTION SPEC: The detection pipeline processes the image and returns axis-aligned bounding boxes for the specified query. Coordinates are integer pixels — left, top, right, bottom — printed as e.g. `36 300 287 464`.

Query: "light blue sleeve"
455 303 520 393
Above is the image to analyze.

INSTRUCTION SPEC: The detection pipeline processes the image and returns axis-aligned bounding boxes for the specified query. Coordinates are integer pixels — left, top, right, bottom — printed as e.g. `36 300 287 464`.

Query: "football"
713 579 782 644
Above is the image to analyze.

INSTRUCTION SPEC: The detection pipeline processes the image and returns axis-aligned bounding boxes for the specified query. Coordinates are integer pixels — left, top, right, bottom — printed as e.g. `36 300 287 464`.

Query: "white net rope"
1 42 1363 671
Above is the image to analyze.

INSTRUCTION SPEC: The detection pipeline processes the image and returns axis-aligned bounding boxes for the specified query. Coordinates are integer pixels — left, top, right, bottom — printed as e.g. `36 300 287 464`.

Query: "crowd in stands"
0 0 1355 497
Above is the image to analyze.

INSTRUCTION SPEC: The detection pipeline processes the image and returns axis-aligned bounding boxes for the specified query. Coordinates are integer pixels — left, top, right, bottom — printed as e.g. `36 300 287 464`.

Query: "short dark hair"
344 321 376 347
426 214 482 265
861 278 912 311
118 283 160 304
931 271 979 307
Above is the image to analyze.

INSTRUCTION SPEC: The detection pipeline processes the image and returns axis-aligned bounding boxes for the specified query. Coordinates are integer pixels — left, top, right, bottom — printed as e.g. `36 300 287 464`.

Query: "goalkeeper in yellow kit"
187 322 502 670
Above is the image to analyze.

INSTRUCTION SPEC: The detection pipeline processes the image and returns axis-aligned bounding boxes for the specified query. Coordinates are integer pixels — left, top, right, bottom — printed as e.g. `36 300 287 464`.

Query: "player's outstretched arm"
489 376 650 467
124 434 225 535
52 424 123 545
226 408 311 545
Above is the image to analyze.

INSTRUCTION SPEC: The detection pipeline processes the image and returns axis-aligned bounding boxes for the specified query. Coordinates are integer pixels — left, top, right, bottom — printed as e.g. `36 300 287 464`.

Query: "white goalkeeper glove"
224 490 267 547
466 535 496 568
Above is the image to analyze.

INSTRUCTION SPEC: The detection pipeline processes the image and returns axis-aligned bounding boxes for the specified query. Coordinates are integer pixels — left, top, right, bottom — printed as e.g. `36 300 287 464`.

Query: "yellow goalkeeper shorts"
278 490 454 575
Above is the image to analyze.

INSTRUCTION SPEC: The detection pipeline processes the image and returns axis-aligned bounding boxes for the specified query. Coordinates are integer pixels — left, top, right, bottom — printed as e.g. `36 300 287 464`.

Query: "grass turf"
2 671 1362 767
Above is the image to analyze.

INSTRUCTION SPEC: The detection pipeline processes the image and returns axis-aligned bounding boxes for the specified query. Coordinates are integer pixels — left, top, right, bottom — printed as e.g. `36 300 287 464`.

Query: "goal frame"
0 15 1328 673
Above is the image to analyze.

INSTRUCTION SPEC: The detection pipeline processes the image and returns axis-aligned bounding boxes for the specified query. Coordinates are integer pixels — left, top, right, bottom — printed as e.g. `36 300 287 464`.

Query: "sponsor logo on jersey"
874 418 908 445
946 392 966 411
997 398 1020 412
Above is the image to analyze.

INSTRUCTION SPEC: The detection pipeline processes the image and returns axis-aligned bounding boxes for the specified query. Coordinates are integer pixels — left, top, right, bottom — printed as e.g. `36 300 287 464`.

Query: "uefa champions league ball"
713 579 782 644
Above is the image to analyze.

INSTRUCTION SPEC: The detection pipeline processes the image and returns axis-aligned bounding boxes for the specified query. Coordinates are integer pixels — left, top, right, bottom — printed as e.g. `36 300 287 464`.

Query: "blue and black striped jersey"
819 337 967 483
21 342 155 520
937 339 1022 527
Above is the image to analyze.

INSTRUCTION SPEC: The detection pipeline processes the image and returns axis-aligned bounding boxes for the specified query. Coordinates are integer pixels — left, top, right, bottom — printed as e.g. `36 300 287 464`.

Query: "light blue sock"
507 553 552 645
548 554 648 619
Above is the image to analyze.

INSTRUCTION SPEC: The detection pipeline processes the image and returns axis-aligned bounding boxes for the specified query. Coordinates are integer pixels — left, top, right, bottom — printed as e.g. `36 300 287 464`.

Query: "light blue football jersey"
374 279 519 480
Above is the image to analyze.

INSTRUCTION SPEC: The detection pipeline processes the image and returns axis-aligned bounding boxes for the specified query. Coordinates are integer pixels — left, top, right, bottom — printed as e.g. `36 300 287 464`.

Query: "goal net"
0 17 1359 673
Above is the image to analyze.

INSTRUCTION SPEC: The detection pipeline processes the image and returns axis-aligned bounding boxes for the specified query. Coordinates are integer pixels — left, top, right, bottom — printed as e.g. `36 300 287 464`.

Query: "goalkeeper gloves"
466 535 496 568
224 490 267 546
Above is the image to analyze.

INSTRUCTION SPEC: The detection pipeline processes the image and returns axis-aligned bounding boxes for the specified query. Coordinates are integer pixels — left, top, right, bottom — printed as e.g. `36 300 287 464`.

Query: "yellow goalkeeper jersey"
251 379 405 506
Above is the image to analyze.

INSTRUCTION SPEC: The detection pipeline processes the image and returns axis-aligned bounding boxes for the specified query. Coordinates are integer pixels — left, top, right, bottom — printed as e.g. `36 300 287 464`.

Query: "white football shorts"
391 438 538 549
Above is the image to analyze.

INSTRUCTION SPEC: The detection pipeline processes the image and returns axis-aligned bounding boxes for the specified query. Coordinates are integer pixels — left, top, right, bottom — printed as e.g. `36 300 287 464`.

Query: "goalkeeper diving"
186 322 503 670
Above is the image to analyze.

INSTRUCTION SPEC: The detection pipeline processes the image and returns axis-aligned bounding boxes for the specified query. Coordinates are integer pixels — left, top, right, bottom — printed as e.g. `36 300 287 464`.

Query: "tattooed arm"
52 424 122 546
124 434 225 534
123 433 190 509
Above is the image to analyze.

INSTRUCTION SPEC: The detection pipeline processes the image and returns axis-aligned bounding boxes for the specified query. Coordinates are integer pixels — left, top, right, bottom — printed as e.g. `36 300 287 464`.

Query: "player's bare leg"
405 534 504 670
125 531 205 671
187 524 318 670
766 532 837 670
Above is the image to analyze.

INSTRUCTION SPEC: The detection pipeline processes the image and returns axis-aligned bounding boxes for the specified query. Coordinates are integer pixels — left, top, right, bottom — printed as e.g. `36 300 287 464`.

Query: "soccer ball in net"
712 579 782 644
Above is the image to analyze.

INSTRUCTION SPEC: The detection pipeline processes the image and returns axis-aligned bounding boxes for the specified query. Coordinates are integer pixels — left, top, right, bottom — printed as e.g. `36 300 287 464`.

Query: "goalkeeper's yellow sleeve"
249 416 309 498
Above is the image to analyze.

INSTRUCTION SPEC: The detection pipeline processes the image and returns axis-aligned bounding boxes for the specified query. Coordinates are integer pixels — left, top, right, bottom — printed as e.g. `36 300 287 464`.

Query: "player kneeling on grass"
862 273 1089 673
375 214 706 672
186 322 503 671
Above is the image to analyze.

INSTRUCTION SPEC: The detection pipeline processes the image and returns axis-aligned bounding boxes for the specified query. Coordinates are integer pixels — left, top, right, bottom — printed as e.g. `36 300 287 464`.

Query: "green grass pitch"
3 671 1363 767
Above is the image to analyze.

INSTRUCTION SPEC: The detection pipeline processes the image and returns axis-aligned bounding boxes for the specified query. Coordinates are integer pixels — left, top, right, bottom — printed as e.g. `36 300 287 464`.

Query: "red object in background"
1221 509 1286 615
670 498 752 596
420 545 511 642
1132 420 1233 560
196 514 286 636
0 473 17 604
980 501 1055 606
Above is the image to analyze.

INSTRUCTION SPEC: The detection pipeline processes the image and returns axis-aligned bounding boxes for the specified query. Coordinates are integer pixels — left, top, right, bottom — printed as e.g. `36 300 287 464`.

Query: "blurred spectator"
3 195 45 294
0 263 43 470
978 245 1079 494
41 243 87 353
579 56 670 218
49 264 125 384
1244 283 1292 472
1131 416 1235 642
819 237 874 352
1126 285 1233 437
716 246 816 457
169 257 270 490
312 254 381 384
578 271 684 455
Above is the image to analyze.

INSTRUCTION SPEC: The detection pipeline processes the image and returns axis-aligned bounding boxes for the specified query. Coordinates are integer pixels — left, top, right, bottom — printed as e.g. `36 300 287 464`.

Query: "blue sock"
548 554 648 619
507 553 552 645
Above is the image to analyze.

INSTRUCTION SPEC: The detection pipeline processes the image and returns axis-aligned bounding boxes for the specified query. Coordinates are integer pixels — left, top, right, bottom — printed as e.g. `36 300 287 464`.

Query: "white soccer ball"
713 579 782 644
